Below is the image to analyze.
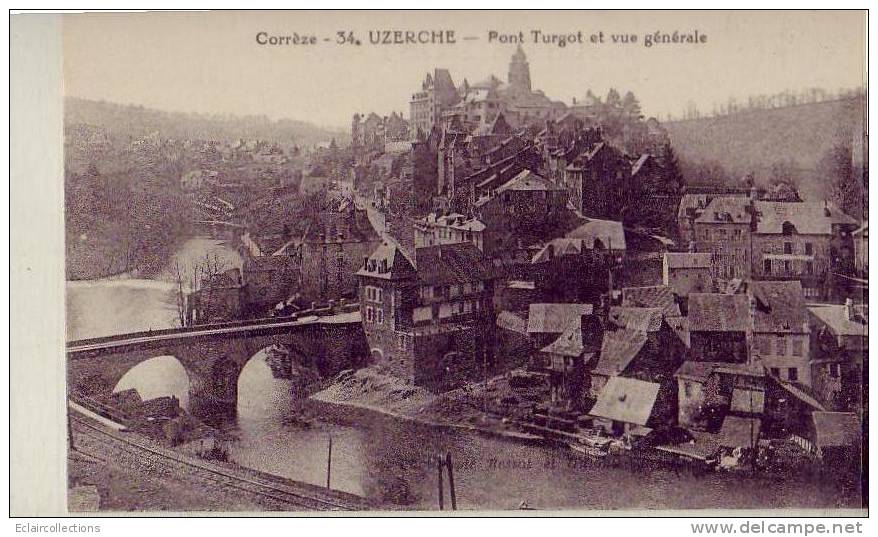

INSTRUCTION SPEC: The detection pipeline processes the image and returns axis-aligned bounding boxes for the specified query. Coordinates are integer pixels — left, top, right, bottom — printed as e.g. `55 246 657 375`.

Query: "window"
783 260 791 273
702 229 711 241
377 309 384 324
684 381 692 398
787 367 798 382
784 242 793 254
764 259 772 274
366 306 375 323
806 261 814 275
770 367 781 377
804 242 813 255
829 363 840 378
734 229 743 241
791 338 803 357
775 337 787 356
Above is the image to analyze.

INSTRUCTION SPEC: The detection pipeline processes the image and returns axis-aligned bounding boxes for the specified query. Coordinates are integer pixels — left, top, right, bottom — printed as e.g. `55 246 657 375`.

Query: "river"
66 237 862 510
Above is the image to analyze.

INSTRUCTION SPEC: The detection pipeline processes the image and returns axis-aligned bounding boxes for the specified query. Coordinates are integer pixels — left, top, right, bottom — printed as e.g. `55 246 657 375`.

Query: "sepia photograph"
8 8 870 518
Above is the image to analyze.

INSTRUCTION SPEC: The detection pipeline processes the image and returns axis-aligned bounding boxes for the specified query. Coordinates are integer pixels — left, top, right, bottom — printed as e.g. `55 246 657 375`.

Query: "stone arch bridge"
67 311 368 418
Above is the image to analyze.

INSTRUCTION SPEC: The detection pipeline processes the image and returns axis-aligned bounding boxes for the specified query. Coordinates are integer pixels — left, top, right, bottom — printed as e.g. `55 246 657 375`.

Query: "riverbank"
310 367 546 445
66 229 190 281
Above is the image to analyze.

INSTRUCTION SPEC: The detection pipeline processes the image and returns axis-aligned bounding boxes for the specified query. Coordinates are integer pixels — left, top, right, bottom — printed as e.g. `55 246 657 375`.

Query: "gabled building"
687 293 751 363
808 300 867 411
356 240 498 391
692 196 754 282
747 280 810 386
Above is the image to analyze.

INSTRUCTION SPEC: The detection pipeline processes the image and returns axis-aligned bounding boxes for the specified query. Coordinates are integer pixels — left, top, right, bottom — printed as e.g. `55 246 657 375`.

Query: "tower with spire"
508 44 532 96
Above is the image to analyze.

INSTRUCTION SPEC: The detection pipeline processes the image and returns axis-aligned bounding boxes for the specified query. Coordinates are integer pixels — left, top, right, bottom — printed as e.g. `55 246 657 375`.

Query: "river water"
66 237 861 510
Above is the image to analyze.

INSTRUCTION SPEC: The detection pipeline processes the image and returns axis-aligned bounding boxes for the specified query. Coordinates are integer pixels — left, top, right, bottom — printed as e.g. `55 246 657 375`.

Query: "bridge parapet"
68 302 361 349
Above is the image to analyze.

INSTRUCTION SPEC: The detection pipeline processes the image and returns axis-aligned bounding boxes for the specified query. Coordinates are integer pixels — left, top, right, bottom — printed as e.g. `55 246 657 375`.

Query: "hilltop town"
67 46 866 485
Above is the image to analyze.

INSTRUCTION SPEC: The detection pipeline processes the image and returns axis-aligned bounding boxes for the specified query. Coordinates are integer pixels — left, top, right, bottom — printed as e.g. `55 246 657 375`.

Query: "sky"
62 10 867 129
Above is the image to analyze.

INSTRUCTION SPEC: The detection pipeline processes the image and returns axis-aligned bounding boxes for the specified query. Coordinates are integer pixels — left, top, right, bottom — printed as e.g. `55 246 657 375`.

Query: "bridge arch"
112 355 192 410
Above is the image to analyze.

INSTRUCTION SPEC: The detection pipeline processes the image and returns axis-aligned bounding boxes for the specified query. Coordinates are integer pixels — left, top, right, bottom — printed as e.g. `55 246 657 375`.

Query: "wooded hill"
664 96 866 201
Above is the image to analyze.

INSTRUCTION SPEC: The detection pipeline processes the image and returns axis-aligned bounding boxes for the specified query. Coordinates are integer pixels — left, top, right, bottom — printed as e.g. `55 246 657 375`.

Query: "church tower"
508 45 532 95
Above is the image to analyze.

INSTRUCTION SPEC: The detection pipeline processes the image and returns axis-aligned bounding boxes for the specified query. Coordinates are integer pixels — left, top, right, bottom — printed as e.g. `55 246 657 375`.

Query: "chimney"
845 298 855 321
688 240 696 253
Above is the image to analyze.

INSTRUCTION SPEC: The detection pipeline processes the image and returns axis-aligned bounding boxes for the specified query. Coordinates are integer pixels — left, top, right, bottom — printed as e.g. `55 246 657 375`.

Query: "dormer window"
782 222 797 235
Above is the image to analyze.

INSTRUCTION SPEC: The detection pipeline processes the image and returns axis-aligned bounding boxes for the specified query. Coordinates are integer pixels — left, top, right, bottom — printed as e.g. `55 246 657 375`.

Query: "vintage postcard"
10 9 869 516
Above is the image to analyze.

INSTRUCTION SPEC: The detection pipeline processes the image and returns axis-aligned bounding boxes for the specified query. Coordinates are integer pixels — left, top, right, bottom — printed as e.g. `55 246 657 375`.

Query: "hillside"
664 97 866 201
64 97 341 148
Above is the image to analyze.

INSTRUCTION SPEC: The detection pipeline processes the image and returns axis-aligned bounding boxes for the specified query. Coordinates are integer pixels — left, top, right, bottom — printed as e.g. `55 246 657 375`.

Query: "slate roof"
749 280 806 334
608 306 664 332
664 252 712 269
677 193 711 221
688 293 750 332
719 416 761 448
811 412 861 449
594 329 648 376
565 218 627 251
530 235 619 263
496 169 564 194
753 201 857 235
496 311 529 335
527 303 593 334
808 304 869 337
622 285 682 317
356 238 416 280
695 197 753 225
414 243 497 285
589 376 660 426
541 322 588 358
775 380 825 411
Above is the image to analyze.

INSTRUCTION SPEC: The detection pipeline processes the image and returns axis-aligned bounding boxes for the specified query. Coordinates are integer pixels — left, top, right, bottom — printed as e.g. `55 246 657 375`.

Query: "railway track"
69 411 371 511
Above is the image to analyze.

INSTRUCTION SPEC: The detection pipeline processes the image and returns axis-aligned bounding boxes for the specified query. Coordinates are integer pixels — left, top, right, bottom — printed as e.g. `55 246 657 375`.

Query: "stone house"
662 252 713 297
750 201 857 299
300 200 381 303
356 240 498 391
692 196 754 282
564 142 631 218
747 280 811 386
186 268 245 324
